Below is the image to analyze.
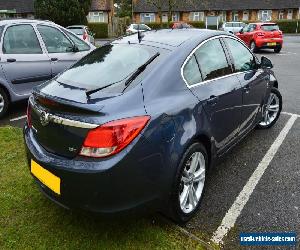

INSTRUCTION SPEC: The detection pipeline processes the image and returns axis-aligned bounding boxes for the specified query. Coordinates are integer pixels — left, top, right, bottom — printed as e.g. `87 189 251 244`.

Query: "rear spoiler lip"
29 97 99 129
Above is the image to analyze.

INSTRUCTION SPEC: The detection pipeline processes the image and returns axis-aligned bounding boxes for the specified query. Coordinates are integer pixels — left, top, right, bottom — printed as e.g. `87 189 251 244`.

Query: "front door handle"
7 58 16 62
51 58 58 62
207 95 219 106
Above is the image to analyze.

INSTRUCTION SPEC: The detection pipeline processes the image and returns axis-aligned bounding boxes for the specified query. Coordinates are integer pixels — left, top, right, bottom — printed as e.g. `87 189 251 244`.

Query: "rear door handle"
207 95 219 106
7 58 16 62
51 58 58 61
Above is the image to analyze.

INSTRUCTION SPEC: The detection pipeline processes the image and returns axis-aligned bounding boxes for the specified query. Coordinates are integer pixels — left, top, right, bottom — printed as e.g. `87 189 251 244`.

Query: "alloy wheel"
259 93 280 127
179 151 206 214
0 92 4 113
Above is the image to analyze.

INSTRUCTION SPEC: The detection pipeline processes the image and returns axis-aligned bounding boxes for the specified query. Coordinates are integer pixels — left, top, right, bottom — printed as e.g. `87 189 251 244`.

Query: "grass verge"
0 127 210 250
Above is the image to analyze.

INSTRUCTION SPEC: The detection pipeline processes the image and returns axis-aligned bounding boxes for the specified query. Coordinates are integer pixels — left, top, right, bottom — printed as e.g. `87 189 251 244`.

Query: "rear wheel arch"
0 83 11 102
273 81 278 89
193 134 212 169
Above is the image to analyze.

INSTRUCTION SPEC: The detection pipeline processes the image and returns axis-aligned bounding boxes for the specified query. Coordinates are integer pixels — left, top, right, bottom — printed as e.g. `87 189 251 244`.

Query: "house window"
258 10 272 21
287 9 293 19
190 12 204 21
162 13 168 22
172 12 180 22
232 11 239 21
219 11 226 22
140 13 155 23
88 12 105 23
278 10 284 20
243 11 249 21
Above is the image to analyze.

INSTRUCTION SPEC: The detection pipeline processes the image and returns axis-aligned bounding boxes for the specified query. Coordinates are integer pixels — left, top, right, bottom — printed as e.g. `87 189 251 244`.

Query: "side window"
224 38 256 72
37 25 73 53
65 31 90 51
3 24 42 54
183 55 202 86
194 39 232 82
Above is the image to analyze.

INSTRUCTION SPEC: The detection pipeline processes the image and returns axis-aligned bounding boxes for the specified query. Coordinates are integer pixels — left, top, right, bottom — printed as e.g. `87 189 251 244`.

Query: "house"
0 0 34 20
87 0 114 23
0 0 114 23
133 0 300 23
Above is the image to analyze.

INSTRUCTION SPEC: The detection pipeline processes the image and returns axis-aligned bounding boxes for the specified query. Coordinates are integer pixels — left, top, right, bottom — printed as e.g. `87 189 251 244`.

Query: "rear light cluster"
80 116 150 158
83 31 88 40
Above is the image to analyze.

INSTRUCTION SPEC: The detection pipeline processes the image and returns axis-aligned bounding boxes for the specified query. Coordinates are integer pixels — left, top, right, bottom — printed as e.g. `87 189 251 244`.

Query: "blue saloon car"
24 29 282 223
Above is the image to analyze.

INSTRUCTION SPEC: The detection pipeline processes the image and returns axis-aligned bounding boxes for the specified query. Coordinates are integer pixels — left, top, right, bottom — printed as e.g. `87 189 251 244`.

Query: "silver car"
220 22 246 34
66 25 95 45
0 19 95 117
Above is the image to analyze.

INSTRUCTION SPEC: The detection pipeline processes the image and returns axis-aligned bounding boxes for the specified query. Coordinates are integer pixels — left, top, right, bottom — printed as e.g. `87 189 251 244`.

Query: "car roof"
249 22 277 25
0 19 55 26
115 29 229 49
225 21 244 23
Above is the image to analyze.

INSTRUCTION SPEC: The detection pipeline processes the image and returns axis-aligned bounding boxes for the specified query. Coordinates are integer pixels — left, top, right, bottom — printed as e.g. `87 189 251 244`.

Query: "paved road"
0 35 299 249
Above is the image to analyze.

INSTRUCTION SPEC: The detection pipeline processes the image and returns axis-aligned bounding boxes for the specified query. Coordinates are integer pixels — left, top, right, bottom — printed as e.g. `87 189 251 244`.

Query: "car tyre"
250 41 258 53
257 87 282 129
167 142 208 224
274 46 282 53
0 87 9 118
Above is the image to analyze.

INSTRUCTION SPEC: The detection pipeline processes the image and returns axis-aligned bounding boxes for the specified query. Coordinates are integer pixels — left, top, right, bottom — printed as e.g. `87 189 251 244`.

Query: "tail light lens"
27 103 32 128
83 31 87 40
80 116 150 158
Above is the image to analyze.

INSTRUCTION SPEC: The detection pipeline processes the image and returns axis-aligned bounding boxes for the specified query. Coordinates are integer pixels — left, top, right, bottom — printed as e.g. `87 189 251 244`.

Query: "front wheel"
257 88 282 129
0 88 9 118
167 143 207 224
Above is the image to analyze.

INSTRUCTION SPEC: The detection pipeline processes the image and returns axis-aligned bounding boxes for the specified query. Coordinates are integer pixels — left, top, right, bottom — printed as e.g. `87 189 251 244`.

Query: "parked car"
66 25 95 45
220 22 246 34
236 22 283 53
24 29 282 223
172 22 193 29
126 24 151 35
0 19 95 118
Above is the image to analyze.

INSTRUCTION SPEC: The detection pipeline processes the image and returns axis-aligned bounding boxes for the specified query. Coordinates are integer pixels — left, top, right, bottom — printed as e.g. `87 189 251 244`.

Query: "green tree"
34 0 92 27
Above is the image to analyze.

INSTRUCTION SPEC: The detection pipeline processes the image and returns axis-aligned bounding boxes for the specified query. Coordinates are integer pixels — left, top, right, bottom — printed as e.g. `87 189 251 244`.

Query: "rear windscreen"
56 44 159 90
261 25 279 31
67 28 84 35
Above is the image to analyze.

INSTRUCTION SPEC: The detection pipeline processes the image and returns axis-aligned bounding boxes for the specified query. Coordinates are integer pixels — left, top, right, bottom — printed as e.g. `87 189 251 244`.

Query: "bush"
187 21 205 29
87 23 108 38
146 22 171 29
276 20 300 33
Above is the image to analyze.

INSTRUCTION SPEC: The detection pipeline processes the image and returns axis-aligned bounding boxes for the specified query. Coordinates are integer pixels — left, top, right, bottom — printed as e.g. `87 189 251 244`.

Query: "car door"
223 37 268 136
184 38 243 154
36 25 91 77
0 24 52 96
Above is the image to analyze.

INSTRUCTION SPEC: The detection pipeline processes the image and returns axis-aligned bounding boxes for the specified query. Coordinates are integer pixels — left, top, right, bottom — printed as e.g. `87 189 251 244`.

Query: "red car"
172 22 193 29
236 22 283 53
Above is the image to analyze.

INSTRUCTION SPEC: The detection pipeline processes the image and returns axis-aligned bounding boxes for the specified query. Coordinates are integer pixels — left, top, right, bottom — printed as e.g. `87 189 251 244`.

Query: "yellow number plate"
267 42 277 46
31 160 61 195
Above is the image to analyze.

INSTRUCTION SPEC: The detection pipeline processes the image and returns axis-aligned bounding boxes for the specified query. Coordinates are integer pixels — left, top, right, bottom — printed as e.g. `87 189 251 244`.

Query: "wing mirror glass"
239 28 244 33
260 56 273 69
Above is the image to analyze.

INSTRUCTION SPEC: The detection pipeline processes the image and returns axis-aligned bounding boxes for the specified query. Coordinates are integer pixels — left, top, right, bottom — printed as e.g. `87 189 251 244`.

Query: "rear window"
261 24 279 31
225 23 233 27
56 44 158 90
67 27 84 35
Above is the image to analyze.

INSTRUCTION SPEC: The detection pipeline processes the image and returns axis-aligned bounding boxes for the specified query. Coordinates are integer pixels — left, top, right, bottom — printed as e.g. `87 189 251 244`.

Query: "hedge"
276 20 300 33
87 23 108 38
145 21 223 30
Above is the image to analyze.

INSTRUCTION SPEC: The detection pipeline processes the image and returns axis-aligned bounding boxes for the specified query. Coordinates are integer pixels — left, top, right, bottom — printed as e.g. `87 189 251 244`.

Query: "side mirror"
239 28 244 33
72 45 79 53
260 56 273 69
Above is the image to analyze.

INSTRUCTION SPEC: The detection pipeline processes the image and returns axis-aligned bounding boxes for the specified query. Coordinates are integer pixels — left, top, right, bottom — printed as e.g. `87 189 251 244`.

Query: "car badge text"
40 111 50 126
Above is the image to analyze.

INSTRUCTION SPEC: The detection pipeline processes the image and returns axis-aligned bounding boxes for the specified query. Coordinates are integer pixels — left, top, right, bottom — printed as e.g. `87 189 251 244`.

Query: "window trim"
181 35 257 89
2 24 43 55
36 24 74 54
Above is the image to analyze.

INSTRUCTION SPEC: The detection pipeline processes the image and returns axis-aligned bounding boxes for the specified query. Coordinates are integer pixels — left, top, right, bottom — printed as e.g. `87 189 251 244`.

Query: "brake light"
27 103 32 128
83 31 87 40
257 32 265 37
80 116 150 158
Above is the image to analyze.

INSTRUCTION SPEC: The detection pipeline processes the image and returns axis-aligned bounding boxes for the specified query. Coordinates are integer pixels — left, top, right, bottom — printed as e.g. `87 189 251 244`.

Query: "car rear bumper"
255 38 283 48
23 124 168 214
